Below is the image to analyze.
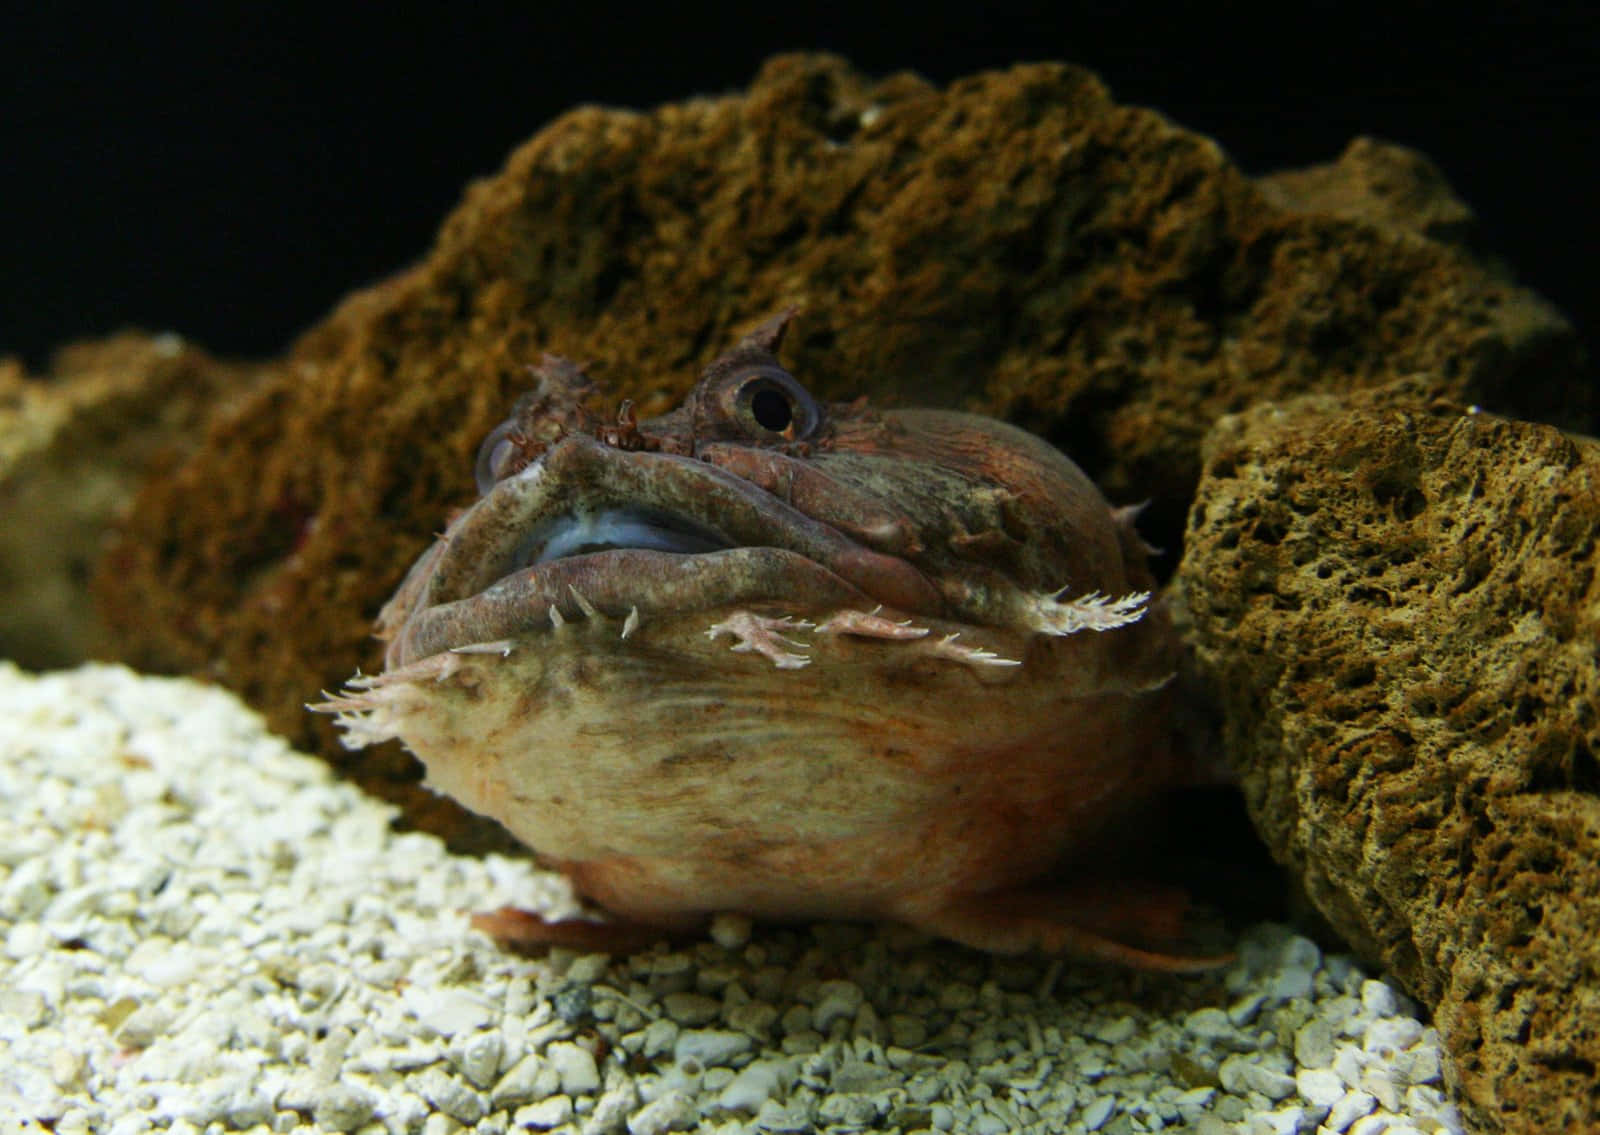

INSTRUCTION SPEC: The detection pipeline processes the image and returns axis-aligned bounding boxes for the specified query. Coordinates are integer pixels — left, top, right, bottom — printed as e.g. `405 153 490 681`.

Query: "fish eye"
732 366 822 441
749 385 793 431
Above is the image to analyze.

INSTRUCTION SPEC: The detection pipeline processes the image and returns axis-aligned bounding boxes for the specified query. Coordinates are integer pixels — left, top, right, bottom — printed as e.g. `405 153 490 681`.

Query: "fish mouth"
516 507 733 565
385 434 941 667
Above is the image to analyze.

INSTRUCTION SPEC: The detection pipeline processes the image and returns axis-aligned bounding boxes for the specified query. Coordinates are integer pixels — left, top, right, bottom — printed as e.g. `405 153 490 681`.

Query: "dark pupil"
749 386 794 432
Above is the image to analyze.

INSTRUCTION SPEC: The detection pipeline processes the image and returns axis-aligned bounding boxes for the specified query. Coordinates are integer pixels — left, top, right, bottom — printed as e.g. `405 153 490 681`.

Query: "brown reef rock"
0 334 265 667
1177 384 1600 1132
93 55 1586 773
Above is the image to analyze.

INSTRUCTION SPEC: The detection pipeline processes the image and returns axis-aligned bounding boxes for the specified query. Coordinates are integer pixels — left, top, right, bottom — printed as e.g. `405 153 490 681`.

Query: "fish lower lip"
520 507 733 565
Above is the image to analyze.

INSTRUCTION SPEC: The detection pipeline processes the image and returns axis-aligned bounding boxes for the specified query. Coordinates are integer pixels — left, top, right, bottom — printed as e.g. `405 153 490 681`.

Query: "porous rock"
0 334 265 667
1256 135 1476 243
91 54 1586 829
1176 381 1600 1132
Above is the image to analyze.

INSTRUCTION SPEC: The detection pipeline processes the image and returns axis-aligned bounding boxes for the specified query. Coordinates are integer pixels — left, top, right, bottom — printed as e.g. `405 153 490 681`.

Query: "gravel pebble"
1249 1103 1321 1134
1328 1088 1379 1131
312 1080 379 1131
628 1088 695 1135
661 991 721 1027
515 1093 573 1128
545 1041 602 1095
1362 979 1401 1016
1081 1094 1116 1129
708 912 753 950
491 1053 557 1107
1186 1006 1235 1039
715 1058 791 1112
1294 1016 1336 1068
1365 1016 1424 1055
1221 1055 1298 1101
809 979 864 1032
1296 1066 1345 1107
675 1028 754 1069
1350 1113 1397 1135
413 1066 486 1125
0 663 1465 1134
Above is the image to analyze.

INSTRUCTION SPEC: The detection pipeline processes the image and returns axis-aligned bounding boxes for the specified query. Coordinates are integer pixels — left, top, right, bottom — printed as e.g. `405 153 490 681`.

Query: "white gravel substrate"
0 662 1464 1135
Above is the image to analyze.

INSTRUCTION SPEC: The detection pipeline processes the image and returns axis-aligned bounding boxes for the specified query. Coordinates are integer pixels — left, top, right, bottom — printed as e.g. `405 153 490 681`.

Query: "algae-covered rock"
1177 385 1600 1131
0 334 265 667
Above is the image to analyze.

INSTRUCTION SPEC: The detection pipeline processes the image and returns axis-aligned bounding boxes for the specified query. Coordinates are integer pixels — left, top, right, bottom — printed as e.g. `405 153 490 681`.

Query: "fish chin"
314 595 1041 867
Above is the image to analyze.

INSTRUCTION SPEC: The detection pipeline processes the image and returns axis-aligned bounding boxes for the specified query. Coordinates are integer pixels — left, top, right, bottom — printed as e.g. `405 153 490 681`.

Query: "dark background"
5 6 1596 371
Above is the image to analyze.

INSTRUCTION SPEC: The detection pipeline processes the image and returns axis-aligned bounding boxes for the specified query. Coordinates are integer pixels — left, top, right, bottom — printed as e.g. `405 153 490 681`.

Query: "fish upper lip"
384 434 942 665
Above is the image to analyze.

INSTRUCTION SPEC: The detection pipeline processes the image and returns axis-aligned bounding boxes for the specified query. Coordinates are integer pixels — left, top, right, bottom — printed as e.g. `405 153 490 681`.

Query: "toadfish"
314 312 1227 971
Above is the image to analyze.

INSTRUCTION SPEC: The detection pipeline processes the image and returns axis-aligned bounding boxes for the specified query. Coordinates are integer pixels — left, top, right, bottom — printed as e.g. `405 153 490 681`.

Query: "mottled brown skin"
315 313 1226 970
